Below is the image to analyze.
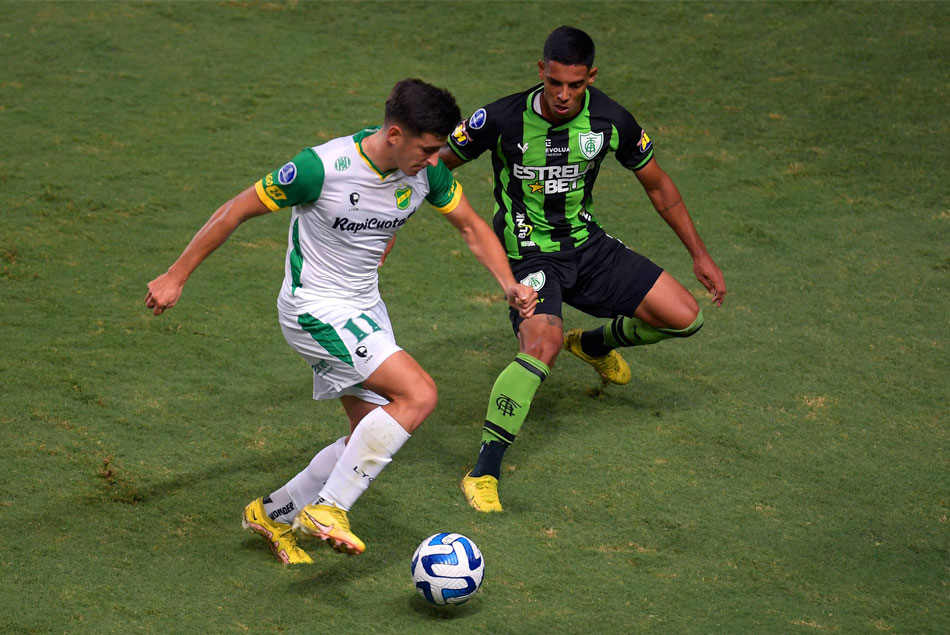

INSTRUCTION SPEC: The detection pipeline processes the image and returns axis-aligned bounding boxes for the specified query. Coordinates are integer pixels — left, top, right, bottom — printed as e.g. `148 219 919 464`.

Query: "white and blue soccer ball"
411 533 484 605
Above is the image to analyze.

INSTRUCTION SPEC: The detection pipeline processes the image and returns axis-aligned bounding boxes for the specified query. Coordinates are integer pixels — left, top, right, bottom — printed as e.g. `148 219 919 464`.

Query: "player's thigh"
569 236 662 318
634 271 699 329
362 351 437 432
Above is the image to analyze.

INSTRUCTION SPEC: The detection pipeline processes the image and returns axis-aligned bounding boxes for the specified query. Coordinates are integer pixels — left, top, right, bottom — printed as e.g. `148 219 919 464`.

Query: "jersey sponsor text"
514 162 592 194
331 213 415 234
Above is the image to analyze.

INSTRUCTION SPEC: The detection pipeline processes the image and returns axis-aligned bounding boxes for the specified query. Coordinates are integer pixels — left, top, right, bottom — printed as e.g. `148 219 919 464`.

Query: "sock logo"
268 501 296 520
352 466 375 483
494 394 521 417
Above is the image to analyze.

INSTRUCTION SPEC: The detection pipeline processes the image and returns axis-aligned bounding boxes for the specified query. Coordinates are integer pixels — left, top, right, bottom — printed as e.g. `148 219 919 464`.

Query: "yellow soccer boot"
563 328 631 385
293 504 366 555
460 471 503 512
242 498 313 565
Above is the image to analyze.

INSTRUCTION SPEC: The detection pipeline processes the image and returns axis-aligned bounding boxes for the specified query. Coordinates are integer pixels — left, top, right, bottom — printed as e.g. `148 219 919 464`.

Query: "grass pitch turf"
1 1 947 633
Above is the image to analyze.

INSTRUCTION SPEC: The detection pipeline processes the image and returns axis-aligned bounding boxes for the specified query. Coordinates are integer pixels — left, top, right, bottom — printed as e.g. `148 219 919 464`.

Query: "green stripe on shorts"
297 314 353 367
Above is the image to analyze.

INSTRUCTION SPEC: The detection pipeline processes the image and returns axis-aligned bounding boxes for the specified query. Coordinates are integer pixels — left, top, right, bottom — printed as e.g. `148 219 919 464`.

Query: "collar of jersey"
528 85 590 130
354 127 397 181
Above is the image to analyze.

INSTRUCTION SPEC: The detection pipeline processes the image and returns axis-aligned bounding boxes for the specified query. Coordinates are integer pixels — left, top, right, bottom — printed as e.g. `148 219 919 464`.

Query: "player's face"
537 60 597 122
392 130 445 176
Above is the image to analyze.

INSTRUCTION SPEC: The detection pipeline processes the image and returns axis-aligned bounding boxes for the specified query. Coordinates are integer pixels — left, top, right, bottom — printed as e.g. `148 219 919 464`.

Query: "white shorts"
279 299 401 405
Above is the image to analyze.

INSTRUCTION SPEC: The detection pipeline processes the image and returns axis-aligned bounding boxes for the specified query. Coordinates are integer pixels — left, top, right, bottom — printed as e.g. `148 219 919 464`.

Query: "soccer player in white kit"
145 79 537 564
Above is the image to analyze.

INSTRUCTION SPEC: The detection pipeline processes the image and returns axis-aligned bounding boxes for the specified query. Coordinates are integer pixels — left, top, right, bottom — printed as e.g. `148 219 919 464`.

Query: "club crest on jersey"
469 108 487 129
394 186 412 210
278 162 297 185
520 271 546 291
335 156 351 171
638 130 652 153
579 131 604 160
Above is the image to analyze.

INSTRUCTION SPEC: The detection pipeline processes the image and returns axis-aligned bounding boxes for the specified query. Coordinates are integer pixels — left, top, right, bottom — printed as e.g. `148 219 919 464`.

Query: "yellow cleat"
293 504 365 555
563 328 631 385
460 471 503 513
242 498 313 565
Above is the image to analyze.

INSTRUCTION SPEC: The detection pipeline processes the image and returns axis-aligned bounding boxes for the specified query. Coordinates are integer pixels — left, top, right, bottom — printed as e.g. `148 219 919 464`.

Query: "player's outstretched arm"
438 144 466 170
635 159 726 306
441 194 537 318
145 186 272 315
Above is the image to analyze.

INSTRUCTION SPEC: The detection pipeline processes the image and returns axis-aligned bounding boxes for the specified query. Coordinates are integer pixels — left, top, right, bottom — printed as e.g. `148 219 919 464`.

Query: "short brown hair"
384 79 460 137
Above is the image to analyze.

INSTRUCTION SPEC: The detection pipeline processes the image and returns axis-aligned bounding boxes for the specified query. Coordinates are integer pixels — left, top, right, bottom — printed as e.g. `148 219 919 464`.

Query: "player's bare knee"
671 307 704 338
518 332 563 367
412 373 438 421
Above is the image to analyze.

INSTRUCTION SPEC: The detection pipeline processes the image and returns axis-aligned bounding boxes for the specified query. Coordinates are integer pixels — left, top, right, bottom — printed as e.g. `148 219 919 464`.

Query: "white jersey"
254 128 463 313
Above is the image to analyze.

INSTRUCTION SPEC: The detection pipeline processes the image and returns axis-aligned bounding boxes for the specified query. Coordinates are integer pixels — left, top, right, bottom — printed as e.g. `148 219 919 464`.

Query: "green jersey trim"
290 218 303 295
353 127 395 181
631 147 655 170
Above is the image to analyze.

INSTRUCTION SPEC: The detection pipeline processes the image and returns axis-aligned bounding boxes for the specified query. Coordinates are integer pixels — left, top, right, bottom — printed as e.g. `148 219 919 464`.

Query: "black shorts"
508 232 663 333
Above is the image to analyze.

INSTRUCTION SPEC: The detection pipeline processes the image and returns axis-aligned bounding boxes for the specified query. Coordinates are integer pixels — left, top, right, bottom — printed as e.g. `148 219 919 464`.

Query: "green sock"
471 354 549 477
603 308 704 348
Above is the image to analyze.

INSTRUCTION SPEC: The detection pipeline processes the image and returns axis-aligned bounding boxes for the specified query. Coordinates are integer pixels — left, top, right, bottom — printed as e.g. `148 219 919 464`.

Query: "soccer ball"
410 533 484 605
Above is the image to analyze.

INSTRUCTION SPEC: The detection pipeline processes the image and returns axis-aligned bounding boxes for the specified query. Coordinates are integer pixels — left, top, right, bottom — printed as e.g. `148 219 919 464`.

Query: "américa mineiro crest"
578 131 604 160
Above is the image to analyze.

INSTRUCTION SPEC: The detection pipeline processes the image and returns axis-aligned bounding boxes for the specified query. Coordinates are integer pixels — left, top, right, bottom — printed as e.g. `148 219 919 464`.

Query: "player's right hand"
507 283 538 319
145 272 185 316
693 254 726 307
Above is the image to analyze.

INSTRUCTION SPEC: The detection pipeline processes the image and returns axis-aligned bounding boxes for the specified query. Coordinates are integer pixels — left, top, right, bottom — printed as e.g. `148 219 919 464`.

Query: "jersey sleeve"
612 107 655 171
424 160 464 214
446 104 497 163
254 147 324 211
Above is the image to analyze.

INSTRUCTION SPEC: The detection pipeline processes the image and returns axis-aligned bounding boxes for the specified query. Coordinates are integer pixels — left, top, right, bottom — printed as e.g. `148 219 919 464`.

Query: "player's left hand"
693 254 726 306
507 283 538 319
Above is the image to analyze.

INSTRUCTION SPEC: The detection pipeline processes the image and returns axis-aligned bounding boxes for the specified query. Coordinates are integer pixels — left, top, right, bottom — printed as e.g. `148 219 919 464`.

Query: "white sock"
264 437 345 524
317 407 410 511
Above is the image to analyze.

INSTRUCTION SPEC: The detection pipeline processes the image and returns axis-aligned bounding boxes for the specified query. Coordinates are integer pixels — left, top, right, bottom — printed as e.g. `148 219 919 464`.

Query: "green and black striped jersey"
448 84 654 259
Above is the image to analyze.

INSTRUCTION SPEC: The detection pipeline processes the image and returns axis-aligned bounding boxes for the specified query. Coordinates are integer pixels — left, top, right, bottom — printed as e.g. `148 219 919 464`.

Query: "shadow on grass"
406 594 482 619
85 445 319 507
402 326 700 477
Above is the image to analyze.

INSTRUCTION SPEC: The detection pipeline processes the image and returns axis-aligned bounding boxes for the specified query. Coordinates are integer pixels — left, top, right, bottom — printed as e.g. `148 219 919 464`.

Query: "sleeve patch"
258 147 324 209
264 174 288 201
447 103 493 161
278 162 297 185
468 108 487 129
638 130 652 153
452 121 471 147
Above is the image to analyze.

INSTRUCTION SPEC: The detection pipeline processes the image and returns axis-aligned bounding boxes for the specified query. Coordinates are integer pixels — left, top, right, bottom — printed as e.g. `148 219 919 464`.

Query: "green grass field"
1 1 947 632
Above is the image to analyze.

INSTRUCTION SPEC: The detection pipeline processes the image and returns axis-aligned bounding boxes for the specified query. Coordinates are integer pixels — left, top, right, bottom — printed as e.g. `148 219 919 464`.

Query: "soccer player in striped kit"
442 27 726 512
